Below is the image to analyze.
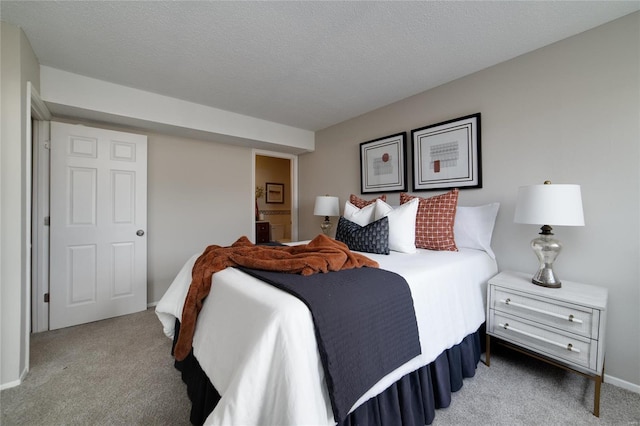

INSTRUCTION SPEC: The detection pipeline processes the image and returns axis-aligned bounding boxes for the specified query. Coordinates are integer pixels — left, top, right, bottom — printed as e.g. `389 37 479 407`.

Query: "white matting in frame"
360 132 407 194
411 113 481 191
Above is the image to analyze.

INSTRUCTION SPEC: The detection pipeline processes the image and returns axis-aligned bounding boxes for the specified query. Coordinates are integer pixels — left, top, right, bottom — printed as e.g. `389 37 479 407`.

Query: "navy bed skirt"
173 320 484 426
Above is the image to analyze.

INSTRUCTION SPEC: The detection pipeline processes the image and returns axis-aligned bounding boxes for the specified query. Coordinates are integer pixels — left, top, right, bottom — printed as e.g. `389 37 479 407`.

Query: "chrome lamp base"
530 225 562 288
320 216 333 235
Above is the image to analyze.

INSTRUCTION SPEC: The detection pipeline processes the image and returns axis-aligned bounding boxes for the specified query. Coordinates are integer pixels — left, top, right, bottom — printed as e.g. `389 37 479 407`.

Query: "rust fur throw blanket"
174 234 379 361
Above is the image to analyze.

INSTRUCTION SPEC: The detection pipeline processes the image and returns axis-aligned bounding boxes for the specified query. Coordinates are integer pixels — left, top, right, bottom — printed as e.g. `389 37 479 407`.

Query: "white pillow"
374 198 419 253
343 201 377 227
454 203 500 259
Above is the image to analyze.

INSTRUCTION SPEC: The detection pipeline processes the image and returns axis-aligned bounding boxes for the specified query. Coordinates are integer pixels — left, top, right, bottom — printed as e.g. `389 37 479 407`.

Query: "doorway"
253 150 298 243
32 119 148 332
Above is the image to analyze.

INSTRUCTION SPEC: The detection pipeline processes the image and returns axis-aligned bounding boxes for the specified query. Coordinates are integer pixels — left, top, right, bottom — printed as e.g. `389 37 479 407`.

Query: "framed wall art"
411 113 481 191
359 132 407 194
265 182 284 203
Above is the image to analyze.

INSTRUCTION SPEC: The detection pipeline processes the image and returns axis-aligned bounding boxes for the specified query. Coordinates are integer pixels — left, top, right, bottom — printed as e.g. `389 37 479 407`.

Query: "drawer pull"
500 299 583 324
498 323 581 353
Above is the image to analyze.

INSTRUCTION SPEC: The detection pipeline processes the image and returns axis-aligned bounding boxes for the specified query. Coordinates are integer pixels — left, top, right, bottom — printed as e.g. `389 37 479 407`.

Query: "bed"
156 193 500 425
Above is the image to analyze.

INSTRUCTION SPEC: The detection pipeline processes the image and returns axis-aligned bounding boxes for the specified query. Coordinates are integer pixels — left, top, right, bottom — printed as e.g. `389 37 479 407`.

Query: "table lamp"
514 181 584 288
313 195 339 235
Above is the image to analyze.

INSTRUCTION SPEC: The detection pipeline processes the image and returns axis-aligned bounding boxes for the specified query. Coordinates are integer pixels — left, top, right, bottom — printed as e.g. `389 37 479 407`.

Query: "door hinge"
44 293 49 303
43 140 50 150
44 216 50 226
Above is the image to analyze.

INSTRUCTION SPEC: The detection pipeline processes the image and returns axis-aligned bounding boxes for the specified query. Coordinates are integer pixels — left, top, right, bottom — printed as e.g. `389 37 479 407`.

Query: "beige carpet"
1 308 190 425
2 308 639 425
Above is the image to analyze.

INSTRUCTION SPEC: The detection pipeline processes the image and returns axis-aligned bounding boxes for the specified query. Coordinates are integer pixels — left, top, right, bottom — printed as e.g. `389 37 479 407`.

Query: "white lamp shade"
514 184 584 226
314 196 339 217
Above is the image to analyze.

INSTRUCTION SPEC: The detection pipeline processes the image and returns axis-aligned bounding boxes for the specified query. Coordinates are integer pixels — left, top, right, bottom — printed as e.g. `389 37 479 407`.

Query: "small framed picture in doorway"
265 182 284 204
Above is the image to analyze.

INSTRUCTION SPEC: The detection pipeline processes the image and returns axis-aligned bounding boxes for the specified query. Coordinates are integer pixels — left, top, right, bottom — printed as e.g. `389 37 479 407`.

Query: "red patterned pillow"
349 194 386 209
400 189 459 251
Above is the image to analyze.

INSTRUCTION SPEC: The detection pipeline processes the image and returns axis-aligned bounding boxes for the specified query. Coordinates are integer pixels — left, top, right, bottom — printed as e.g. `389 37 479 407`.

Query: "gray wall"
146 132 252 301
52 119 255 303
300 13 640 388
1 22 40 386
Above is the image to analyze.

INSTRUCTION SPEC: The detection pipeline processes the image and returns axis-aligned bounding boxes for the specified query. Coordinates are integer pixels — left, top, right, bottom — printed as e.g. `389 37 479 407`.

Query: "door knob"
136 230 145 236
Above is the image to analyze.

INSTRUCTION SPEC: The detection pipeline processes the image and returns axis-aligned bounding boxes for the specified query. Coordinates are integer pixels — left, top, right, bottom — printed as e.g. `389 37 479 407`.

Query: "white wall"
300 13 640 389
1 22 40 388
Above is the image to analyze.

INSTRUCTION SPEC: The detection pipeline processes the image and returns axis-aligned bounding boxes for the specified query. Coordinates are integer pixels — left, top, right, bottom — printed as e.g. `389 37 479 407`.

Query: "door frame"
31 119 50 333
29 82 52 333
252 149 298 242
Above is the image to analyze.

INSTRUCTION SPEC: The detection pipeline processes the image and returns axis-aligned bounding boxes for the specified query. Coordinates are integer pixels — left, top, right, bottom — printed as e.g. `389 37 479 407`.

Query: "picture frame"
265 182 284 203
359 132 407 194
411 113 481 191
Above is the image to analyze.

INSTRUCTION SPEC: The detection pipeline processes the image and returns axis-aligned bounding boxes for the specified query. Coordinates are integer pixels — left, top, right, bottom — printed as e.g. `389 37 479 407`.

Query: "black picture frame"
265 182 284 203
359 132 407 194
411 113 481 191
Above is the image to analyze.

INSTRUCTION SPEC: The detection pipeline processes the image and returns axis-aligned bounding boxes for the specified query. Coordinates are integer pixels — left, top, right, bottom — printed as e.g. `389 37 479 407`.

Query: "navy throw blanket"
238 266 421 423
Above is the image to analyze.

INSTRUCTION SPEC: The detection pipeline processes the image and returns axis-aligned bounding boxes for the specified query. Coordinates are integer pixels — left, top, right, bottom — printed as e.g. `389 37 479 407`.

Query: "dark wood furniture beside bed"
255 220 270 243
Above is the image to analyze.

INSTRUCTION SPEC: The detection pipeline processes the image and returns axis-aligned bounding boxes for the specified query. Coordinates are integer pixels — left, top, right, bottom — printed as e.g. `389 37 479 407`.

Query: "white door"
50 122 147 329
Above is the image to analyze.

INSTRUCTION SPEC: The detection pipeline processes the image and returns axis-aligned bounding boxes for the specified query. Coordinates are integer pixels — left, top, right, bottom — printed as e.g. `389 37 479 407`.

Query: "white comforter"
156 246 498 425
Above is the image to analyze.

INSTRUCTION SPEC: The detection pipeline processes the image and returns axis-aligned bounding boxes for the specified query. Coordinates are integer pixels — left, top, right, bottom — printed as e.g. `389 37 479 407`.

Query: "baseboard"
0 378 21 391
605 374 640 394
0 367 27 391
146 301 158 308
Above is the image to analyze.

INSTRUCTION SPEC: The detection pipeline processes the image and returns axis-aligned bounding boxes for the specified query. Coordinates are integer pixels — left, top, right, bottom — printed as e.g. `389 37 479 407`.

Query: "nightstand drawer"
489 311 596 371
491 286 597 339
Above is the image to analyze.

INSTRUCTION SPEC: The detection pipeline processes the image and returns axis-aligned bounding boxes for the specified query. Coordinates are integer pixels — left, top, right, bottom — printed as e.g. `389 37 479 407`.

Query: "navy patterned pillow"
335 216 389 255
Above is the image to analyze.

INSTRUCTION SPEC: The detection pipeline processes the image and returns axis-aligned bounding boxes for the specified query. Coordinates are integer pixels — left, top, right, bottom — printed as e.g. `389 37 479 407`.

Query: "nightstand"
255 221 270 244
486 270 608 416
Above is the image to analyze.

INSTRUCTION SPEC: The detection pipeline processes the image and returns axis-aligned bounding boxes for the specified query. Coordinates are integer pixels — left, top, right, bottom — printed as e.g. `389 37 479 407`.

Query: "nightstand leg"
592 359 606 417
485 334 491 366
594 374 601 417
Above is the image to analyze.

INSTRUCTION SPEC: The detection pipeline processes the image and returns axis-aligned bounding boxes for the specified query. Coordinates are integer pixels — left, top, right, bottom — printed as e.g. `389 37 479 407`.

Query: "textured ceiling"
2 1 638 131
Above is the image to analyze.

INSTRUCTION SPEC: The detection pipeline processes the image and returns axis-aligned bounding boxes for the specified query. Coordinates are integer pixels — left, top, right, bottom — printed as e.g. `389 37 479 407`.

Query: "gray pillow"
335 216 389 255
